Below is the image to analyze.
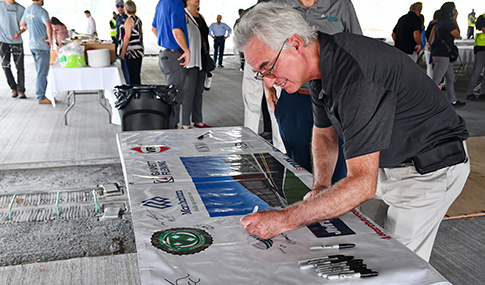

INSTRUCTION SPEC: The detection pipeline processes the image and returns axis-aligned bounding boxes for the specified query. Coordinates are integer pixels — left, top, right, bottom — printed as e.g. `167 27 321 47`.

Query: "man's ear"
288 34 304 54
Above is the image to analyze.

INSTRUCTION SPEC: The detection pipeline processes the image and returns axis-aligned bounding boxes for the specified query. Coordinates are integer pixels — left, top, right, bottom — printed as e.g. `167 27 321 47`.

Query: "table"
45 61 122 125
456 45 474 65
117 127 450 285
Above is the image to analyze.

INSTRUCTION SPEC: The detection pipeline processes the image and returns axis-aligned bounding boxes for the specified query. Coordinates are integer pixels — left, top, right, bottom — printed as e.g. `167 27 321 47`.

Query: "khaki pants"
360 142 470 261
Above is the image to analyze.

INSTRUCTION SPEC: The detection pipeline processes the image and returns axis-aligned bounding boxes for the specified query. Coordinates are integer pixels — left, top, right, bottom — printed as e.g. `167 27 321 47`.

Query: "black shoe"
259 131 272 140
452 100 466 108
467 94 478 101
218 65 224 68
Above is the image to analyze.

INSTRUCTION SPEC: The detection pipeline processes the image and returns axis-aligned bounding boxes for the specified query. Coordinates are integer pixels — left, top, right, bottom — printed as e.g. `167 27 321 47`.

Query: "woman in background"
119 0 144 85
429 2 465 108
51 17 69 53
181 0 211 129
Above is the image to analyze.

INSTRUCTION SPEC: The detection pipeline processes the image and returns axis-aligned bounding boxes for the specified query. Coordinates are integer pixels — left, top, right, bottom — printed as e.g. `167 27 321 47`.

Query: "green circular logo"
151 228 213 255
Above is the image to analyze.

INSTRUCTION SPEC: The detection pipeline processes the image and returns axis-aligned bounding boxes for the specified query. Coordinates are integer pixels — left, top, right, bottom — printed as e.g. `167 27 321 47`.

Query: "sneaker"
38 98 56 104
467 94 478 101
11 90 18 98
218 65 224 68
452 100 466 109
19 92 27 99
193 123 212 128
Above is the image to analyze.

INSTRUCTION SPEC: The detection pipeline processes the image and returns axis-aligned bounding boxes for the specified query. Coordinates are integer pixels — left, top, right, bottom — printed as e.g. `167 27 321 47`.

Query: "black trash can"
114 85 177 131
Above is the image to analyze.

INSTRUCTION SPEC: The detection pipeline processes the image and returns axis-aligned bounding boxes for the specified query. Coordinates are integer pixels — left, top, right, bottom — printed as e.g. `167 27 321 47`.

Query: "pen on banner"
252 205 259 213
299 256 355 270
197 131 211 140
310 243 355 251
325 270 378 280
298 255 346 266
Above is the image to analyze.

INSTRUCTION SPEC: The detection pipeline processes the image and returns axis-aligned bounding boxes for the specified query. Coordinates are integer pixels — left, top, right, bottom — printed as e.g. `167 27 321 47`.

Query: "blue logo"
142 196 172 210
321 14 339 22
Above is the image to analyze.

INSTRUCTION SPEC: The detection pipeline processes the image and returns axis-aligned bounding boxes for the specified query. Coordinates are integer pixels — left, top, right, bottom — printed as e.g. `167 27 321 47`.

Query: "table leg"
64 91 76 125
98 90 112 124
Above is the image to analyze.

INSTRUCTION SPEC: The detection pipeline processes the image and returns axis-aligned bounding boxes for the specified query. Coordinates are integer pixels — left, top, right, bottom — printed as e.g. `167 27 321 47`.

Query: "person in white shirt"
84 10 97 36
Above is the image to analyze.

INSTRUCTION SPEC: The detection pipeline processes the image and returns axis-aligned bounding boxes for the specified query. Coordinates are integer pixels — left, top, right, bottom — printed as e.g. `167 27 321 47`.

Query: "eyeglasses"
116 4 124 8
254 40 287 81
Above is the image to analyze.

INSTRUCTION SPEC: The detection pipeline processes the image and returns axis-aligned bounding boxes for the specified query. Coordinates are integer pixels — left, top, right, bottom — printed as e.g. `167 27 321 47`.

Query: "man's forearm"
172 28 189 53
283 152 379 231
311 126 339 190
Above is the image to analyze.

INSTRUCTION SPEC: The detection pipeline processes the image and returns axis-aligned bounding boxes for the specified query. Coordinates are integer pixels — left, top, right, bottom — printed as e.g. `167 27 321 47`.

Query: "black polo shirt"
393 11 422 54
311 32 468 168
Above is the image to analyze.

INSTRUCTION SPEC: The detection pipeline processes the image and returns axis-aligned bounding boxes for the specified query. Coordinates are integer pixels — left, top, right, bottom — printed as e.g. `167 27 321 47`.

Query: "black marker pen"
197 131 210 140
310 243 355 251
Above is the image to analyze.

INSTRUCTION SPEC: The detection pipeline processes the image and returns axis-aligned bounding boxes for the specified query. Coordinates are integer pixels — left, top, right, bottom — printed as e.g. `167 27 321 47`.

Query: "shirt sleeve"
41 9 50 23
224 24 232 37
315 81 397 160
171 2 187 31
342 0 362 35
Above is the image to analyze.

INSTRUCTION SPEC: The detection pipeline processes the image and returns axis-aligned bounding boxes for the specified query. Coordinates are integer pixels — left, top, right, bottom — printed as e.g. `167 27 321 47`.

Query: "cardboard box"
81 43 116 64
50 50 57 65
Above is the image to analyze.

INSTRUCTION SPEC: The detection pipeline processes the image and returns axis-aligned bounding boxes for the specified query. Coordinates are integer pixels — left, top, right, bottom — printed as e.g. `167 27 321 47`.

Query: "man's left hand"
240 209 288 240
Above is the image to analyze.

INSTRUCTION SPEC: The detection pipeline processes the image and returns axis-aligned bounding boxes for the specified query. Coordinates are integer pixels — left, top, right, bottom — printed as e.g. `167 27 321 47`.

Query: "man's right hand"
178 50 190 68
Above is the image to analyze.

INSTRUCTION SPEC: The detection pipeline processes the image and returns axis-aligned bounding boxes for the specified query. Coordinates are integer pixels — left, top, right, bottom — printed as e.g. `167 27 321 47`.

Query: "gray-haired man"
235 2 469 262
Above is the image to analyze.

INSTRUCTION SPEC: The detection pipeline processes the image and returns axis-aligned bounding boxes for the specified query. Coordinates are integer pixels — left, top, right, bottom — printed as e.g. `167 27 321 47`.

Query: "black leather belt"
161 48 183 53
298 89 311 95
215 36 224 38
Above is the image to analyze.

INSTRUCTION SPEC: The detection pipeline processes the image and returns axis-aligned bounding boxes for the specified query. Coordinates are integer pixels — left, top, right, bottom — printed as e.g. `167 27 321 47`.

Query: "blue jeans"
31 49 50 101
213 37 225 66
275 90 347 184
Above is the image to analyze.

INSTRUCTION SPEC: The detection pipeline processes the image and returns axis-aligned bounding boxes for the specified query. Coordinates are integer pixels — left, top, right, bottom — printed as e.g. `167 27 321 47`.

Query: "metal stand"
64 90 112 125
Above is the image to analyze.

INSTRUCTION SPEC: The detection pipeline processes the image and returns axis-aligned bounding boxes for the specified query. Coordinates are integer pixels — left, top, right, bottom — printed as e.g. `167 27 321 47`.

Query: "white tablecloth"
456 45 474 65
45 62 122 125
117 127 450 285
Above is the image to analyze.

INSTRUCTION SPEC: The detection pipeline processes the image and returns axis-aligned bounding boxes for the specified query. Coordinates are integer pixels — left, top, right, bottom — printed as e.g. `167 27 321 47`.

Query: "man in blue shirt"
209 15 232 67
0 0 26 99
20 0 53 104
152 0 190 129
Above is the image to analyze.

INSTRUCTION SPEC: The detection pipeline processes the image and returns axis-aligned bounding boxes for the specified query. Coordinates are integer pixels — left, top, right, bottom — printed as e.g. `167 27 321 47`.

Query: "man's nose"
264 76 277 87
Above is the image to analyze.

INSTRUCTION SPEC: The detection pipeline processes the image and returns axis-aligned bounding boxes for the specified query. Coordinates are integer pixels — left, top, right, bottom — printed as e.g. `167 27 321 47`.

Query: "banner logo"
131 146 170 153
142 196 172 210
151 228 213 255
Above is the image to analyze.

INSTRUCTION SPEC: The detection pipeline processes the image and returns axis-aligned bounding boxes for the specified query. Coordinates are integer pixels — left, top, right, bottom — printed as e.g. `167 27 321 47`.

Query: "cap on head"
116 0 124 5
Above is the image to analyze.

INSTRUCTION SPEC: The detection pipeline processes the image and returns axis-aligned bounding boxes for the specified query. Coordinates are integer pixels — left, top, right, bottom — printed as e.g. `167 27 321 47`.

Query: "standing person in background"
109 11 117 47
20 0 53 104
209 15 231 67
392 2 423 62
0 0 26 99
84 10 97 37
425 10 440 78
119 0 143 85
181 0 211 130
234 8 245 71
429 2 465 109
152 0 190 129
466 13 485 101
51 17 69 53
116 0 130 85
468 9 476 39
